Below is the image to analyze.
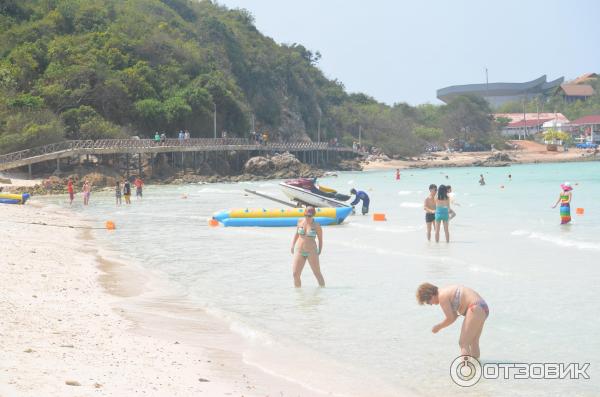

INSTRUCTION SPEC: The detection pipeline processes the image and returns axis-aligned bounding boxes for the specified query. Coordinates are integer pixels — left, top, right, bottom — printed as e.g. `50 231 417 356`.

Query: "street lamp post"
213 102 217 139
317 115 321 143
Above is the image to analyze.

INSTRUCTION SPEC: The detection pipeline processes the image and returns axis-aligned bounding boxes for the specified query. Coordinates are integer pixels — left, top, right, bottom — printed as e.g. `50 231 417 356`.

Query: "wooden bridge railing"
0 139 354 168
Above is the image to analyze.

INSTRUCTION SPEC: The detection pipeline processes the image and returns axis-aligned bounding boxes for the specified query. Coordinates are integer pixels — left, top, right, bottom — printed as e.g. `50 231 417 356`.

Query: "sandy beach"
0 202 339 397
362 140 599 171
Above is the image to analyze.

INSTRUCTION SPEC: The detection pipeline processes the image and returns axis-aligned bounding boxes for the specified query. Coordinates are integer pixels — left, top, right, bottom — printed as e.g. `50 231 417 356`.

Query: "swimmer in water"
479 174 486 186
424 184 437 241
416 283 489 358
290 206 324 287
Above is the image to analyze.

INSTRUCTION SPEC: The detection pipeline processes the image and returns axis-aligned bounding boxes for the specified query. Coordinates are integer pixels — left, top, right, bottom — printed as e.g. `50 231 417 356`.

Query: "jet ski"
279 178 352 208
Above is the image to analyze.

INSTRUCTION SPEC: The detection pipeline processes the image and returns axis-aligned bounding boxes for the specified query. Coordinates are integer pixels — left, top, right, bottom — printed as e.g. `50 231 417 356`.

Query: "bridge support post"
138 154 142 177
28 164 32 178
56 158 61 173
126 153 130 179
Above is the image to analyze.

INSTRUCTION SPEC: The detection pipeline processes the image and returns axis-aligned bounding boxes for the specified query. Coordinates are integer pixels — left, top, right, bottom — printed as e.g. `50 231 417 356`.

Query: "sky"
216 0 600 106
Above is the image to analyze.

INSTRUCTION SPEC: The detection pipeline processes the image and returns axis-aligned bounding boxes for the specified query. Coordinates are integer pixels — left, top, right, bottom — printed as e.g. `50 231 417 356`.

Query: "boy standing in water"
67 178 74 206
123 179 132 204
82 179 91 205
134 176 144 199
424 184 437 241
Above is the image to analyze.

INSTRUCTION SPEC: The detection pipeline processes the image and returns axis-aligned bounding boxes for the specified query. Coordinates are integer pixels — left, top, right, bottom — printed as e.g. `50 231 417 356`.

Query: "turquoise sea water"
45 162 600 396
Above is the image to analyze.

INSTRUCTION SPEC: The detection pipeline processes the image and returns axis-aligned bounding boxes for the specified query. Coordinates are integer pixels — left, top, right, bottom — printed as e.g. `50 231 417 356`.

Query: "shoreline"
1 201 411 397
362 141 599 171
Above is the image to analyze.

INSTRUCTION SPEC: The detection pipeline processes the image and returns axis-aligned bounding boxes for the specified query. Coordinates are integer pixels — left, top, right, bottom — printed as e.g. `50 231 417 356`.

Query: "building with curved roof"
437 75 564 108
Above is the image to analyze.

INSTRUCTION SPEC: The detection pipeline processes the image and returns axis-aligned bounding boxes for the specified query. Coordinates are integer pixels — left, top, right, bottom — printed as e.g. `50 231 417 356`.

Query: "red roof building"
569 115 600 143
570 115 600 125
501 118 552 138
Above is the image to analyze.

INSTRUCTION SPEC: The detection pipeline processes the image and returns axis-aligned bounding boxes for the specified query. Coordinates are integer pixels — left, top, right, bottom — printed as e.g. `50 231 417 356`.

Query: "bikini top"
451 287 461 314
297 227 317 238
560 194 570 202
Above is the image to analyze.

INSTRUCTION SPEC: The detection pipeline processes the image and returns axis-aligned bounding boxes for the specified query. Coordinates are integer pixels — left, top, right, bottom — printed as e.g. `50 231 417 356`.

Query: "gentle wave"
197 187 242 193
205 306 276 346
511 230 600 251
397 190 414 196
400 202 422 208
348 222 419 234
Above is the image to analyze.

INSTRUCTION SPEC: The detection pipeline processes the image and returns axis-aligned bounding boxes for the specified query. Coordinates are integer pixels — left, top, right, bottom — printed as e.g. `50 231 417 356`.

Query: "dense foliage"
1 0 504 155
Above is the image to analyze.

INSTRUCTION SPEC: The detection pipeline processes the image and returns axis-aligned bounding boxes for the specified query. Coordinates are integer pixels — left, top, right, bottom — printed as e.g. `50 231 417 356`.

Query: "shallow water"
45 162 600 396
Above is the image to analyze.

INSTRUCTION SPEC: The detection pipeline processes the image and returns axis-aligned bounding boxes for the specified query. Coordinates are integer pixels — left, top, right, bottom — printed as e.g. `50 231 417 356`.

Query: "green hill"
0 0 501 156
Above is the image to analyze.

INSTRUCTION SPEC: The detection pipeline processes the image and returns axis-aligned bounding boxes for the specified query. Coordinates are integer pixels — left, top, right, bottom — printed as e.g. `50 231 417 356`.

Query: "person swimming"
434 185 451 243
290 206 325 287
416 283 489 358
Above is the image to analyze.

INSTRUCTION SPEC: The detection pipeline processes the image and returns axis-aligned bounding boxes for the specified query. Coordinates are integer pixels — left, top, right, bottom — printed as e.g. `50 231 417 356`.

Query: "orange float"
105 221 116 230
576 208 584 215
373 213 387 221
208 218 219 227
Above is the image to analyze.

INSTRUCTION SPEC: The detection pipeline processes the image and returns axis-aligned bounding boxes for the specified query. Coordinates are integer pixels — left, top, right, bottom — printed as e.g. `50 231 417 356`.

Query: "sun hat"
561 182 573 191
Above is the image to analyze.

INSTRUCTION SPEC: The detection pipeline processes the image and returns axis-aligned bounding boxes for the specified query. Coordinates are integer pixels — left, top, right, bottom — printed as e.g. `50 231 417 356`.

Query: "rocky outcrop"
472 152 514 167
243 152 323 179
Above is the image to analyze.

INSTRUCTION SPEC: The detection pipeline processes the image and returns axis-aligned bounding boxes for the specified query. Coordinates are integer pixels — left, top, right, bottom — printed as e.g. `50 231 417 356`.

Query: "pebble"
65 380 81 386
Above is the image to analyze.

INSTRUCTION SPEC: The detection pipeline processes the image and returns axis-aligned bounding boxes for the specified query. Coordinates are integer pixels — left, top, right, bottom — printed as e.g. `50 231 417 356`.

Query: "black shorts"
425 213 435 223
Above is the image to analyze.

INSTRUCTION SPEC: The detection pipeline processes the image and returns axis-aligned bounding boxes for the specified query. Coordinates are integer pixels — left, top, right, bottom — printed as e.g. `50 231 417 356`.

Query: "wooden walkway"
0 138 356 173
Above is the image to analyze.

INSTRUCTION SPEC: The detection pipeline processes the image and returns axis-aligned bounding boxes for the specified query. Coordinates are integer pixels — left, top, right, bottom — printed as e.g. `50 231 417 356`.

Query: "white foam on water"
347 222 419 234
197 187 242 194
468 265 509 276
400 202 422 208
397 190 413 196
512 229 600 251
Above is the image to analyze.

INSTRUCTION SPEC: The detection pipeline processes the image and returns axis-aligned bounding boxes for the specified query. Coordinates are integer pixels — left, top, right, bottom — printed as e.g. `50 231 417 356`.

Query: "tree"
414 126 443 142
442 95 494 145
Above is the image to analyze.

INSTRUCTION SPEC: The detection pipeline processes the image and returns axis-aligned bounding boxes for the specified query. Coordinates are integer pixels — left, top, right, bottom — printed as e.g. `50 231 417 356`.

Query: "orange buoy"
105 221 116 230
576 208 584 215
373 213 387 221
208 218 219 227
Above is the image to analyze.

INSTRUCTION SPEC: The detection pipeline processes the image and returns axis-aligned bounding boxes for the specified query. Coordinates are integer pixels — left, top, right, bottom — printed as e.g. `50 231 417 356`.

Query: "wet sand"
0 202 337 396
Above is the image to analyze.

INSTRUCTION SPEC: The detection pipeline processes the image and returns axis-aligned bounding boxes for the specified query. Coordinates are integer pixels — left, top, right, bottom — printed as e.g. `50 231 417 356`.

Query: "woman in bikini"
434 185 451 243
290 206 325 287
416 283 489 358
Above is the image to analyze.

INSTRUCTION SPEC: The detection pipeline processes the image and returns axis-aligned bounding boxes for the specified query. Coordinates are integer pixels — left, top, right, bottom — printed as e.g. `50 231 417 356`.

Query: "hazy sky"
217 0 600 105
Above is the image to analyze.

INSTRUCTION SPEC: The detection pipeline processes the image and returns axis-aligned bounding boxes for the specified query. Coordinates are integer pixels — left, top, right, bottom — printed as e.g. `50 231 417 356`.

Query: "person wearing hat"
552 182 573 224
290 206 325 287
